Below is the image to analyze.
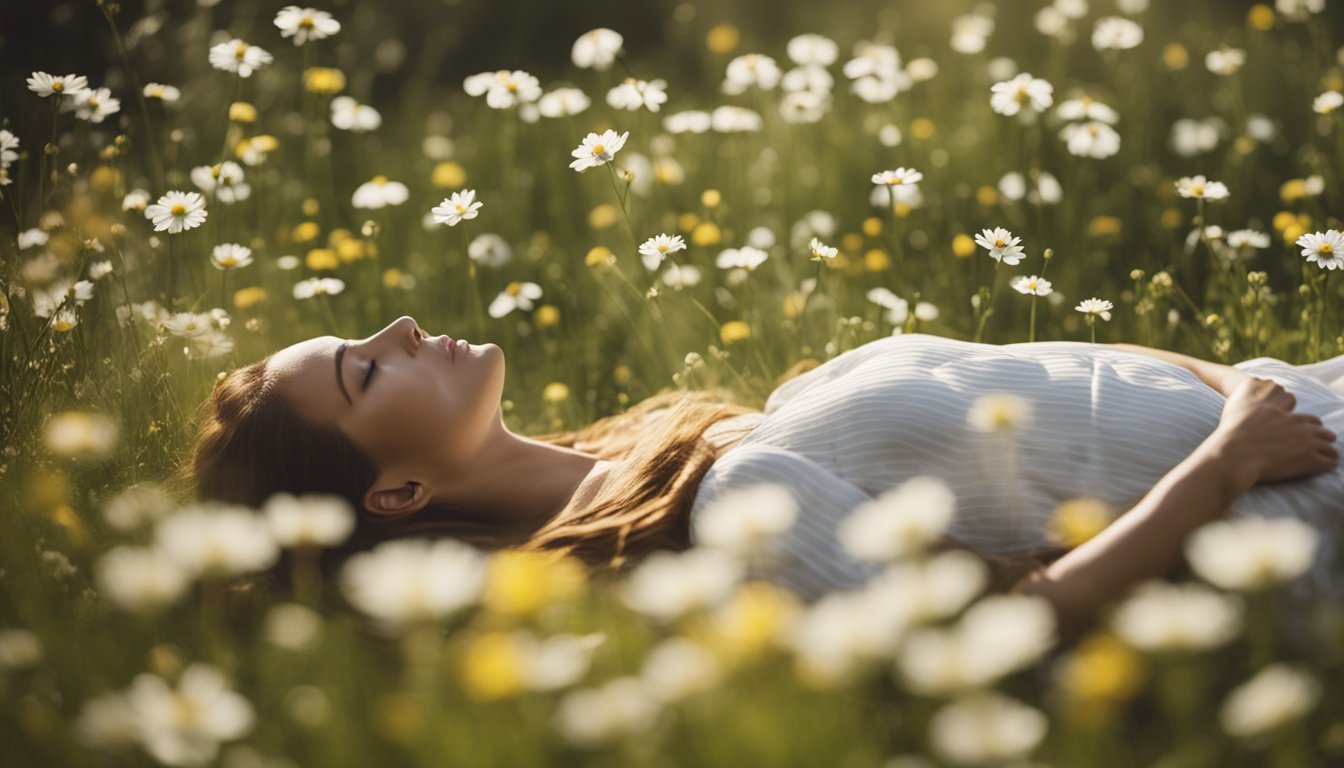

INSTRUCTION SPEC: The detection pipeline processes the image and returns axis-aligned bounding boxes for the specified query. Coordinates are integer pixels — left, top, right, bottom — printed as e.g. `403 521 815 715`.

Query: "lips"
439 334 455 363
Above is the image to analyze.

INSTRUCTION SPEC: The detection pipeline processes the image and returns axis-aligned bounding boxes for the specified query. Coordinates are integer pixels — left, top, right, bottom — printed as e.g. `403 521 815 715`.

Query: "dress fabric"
688 334 1344 604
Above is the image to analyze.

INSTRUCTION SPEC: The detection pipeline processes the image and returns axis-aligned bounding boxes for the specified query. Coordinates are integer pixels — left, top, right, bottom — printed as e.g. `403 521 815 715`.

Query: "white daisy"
714 246 768 272
1219 664 1322 740
723 53 782 95
694 483 799 556
263 493 355 549
94 546 189 613
782 34 836 71
338 538 486 626
1055 96 1119 124
809 237 838 262
487 281 543 318
467 233 513 268
538 87 591 118
606 78 668 112
990 73 1054 116
837 476 957 563
663 110 712 134
637 233 686 271
1205 47 1247 76
928 693 1048 766
1075 298 1114 321
0 130 19 169
144 191 208 233
1296 230 1344 270
1314 90 1344 115
974 227 1026 265
273 6 342 46
123 663 255 766
430 188 483 225
1227 229 1270 250
330 96 381 131
208 39 274 78
122 189 151 212
352 176 409 209
292 277 345 299
568 129 629 172
17 228 48 249
67 87 120 123
209 243 253 270
190 162 250 204
1185 516 1318 592
870 167 924 188
484 70 541 109
142 83 181 102
26 72 89 98
1091 16 1144 50
709 105 763 132
156 504 279 579
1010 275 1053 296
1060 121 1121 158
1175 174 1229 200
571 28 623 71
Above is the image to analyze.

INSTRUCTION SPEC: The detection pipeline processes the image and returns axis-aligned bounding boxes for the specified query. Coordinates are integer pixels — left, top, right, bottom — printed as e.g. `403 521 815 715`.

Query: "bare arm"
1105 342 1252 397
1012 377 1339 642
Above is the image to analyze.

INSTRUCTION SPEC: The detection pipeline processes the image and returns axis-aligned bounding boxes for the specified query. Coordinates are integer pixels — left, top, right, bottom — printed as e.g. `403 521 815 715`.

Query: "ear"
363 475 431 520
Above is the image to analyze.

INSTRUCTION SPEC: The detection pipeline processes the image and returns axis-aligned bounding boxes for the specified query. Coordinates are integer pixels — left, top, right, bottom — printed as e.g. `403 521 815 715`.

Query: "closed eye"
362 359 377 391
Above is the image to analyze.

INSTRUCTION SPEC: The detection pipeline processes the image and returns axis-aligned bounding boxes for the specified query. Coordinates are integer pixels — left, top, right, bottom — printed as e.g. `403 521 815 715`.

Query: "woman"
187 315 1342 637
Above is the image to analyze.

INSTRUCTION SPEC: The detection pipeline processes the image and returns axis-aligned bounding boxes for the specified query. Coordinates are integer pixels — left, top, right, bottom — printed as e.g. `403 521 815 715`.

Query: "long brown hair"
181 355 761 581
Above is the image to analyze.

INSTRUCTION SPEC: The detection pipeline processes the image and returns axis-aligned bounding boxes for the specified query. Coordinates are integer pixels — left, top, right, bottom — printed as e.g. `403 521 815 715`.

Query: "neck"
436 427 605 538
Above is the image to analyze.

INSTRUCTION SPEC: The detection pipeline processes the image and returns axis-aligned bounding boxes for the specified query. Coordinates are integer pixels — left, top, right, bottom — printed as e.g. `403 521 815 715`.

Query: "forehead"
265 335 345 422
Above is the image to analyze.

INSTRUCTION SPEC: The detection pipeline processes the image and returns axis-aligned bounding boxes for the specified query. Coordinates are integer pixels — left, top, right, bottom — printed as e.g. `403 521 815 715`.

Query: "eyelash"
362 359 377 389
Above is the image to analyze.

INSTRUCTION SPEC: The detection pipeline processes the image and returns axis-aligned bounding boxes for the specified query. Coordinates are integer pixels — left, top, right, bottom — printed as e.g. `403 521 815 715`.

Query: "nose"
367 316 424 353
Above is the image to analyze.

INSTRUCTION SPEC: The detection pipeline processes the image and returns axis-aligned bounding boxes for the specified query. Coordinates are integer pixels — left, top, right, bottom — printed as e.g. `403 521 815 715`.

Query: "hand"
1208 376 1339 489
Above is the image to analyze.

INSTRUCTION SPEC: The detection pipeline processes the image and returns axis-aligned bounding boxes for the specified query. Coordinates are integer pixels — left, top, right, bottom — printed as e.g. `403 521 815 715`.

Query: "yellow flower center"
1087 124 1099 137
88 96 99 107
995 239 1006 248
592 144 605 156
170 204 187 216
1081 96 1093 107
454 204 465 213
887 178 903 185
507 81 519 92
658 244 668 252
1192 184 1205 195
301 15 315 27
506 281 522 295
53 81 65 92
1322 244 1334 254
1015 85 1028 100
372 175 388 185
235 42 250 60
220 257 237 267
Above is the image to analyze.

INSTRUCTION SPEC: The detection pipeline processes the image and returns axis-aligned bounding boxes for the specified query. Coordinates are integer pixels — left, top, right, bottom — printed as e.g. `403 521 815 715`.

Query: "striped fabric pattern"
689 334 1344 603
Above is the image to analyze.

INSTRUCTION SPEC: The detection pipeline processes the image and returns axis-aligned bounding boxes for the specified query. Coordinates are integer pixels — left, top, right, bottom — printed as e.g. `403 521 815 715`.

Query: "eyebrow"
335 342 353 405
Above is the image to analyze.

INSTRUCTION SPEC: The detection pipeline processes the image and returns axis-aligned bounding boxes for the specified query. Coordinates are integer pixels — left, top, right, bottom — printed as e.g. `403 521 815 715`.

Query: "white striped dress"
689 333 1344 603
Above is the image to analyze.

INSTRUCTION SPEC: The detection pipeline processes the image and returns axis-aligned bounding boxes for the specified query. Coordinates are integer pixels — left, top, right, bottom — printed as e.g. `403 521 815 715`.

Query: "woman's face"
266 315 506 474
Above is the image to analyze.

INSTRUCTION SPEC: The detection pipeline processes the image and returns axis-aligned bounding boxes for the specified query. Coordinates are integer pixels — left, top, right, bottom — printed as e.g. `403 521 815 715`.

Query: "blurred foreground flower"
112 663 254 767
1184 516 1318 592
44 411 118 460
990 73 1054 116
897 595 1056 695
967 393 1032 432
621 548 744 622
339 538 487 630
695 483 798 556
569 129 629 172
1109 580 1243 653
1219 664 1321 740
554 676 661 747
838 476 956 563
156 504 279 579
263 493 355 548
928 692 1048 765
95 546 190 613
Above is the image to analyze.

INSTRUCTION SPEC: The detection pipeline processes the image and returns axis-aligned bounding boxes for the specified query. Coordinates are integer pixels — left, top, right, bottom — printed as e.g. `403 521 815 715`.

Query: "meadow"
2 0 1344 765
